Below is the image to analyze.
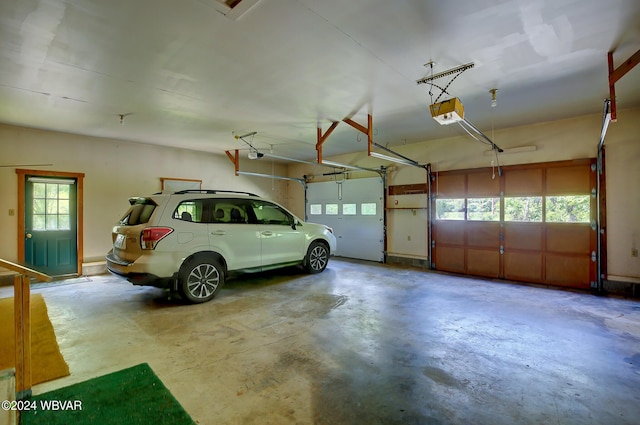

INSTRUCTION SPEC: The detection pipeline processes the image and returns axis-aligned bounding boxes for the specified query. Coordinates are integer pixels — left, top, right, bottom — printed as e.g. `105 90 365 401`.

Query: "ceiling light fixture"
489 89 498 108
321 160 378 172
369 151 419 167
118 113 133 125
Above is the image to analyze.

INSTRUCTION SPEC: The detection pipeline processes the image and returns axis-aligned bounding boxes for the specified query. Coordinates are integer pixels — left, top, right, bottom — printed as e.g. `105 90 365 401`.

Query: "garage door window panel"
342 204 356 215
467 197 500 221
326 204 339 215
309 204 322 215
435 198 465 220
504 197 543 222
361 203 377 216
545 195 590 223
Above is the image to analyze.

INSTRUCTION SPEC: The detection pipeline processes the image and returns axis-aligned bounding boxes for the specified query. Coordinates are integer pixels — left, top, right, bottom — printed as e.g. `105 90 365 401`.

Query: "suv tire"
179 256 225 303
305 241 329 274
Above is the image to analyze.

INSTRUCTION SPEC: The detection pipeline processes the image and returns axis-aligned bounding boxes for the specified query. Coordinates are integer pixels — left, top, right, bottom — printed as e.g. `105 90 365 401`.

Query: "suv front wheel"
179 256 225 303
305 241 329 274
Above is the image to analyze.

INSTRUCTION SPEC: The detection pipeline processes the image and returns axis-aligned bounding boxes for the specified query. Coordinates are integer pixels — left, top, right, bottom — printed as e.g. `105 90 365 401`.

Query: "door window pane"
59 215 70 229
33 199 45 215
467 197 500 221
546 195 590 223
59 199 69 214
46 215 58 229
46 199 58 214
58 184 70 199
32 182 72 230
342 204 356 215
33 183 45 198
504 197 543 222
46 183 58 199
33 215 45 230
361 203 377 215
435 198 465 220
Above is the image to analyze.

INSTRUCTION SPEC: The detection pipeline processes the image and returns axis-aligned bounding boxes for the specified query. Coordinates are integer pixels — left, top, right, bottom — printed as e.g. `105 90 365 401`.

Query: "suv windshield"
120 198 156 225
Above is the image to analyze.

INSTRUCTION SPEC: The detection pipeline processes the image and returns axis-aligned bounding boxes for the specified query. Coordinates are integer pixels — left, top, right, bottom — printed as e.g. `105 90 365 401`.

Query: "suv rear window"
172 198 253 224
120 198 156 225
173 199 207 223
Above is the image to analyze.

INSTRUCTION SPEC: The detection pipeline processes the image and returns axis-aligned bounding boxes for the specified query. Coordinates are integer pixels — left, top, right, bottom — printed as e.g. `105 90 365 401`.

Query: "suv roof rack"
172 189 260 197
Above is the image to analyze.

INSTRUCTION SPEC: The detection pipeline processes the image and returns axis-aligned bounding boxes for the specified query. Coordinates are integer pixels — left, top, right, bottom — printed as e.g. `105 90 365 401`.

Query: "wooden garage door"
432 168 501 279
432 159 597 290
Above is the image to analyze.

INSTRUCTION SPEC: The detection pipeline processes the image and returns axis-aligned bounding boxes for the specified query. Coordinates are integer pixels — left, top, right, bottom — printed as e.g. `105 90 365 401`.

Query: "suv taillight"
141 227 173 250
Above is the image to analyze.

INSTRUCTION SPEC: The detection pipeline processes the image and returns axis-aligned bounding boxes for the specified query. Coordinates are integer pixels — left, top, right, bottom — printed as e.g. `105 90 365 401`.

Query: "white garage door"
306 177 384 262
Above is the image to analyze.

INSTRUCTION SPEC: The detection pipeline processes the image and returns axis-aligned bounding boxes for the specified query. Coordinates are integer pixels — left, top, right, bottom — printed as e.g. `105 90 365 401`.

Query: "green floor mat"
20 363 196 425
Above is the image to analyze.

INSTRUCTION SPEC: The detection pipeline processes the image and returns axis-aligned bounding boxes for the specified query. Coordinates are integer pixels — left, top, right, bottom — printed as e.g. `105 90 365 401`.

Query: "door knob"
25 233 32 239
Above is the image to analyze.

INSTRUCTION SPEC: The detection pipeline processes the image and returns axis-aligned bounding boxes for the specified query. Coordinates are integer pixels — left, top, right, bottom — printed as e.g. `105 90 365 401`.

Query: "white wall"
0 124 288 266
286 108 640 282
603 109 640 282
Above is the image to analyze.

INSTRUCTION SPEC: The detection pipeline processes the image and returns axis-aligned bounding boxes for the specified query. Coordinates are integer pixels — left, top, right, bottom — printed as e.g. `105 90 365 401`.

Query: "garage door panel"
504 223 542 251
467 249 500 277
546 165 591 195
546 255 590 287
435 246 465 273
468 222 500 248
504 252 542 281
546 224 591 254
307 178 383 262
435 173 466 197
434 221 465 245
468 172 500 196
504 169 542 195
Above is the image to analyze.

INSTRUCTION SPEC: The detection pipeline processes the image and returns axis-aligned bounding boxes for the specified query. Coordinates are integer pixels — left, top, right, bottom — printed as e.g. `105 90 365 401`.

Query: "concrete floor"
2 258 640 424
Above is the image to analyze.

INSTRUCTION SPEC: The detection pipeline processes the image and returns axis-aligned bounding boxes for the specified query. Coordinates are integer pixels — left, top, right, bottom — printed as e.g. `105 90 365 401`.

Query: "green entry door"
24 177 78 276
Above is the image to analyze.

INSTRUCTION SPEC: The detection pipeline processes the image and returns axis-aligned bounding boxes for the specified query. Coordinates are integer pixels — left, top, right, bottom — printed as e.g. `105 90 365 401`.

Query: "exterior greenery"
504 197 543 222
467 197 500 221
546 195 591 223
436 195 591 223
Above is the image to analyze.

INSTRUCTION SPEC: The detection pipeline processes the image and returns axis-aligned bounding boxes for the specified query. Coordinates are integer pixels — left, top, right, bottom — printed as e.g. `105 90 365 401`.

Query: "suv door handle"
261 231 274 237
211 230 226 236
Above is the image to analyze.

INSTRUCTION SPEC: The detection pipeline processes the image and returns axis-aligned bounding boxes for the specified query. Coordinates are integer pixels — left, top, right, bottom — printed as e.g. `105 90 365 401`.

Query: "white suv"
106 190 337 303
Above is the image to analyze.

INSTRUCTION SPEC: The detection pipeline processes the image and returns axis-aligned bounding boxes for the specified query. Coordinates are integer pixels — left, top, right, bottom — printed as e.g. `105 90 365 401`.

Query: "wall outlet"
632 248 639 258
8 209 14 216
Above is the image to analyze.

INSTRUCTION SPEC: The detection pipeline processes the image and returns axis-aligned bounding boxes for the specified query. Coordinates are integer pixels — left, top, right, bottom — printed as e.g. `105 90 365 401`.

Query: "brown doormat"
0 293 70 385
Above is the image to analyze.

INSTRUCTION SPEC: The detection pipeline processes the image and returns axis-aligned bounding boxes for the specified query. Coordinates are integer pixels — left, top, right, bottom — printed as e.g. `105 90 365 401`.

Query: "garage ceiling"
1 0 639 161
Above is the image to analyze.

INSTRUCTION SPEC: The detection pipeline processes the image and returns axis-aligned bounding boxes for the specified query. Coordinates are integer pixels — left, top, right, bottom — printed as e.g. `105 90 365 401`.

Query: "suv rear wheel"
179 256 225 303
305 241 329 274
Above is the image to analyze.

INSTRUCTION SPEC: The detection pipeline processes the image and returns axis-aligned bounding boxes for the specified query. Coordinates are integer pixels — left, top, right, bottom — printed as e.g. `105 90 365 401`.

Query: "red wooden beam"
343 114 373 156
608 49 640 122
316 121 339 164
225 149 239 176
